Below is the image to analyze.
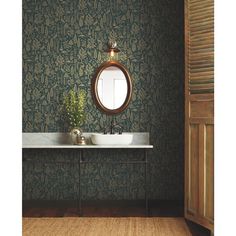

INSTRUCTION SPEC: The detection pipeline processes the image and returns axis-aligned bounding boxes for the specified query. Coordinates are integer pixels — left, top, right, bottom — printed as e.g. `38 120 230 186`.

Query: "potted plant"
63 89 86 144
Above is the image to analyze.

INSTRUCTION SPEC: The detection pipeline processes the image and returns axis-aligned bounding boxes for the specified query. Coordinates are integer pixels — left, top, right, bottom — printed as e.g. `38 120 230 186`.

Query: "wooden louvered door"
184 0 214 233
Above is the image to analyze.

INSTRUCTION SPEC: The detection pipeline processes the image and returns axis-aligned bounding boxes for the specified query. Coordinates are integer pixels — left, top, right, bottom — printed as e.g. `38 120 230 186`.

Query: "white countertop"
22 133 153 149
23 144 153 149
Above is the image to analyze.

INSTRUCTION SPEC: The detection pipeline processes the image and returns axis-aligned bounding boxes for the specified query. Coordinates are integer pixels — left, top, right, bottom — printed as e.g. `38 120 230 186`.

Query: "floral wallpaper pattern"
23 0 184 200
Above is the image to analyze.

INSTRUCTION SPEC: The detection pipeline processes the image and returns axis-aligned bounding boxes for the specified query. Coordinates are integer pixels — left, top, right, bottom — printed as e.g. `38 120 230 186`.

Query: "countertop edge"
22 145 154 149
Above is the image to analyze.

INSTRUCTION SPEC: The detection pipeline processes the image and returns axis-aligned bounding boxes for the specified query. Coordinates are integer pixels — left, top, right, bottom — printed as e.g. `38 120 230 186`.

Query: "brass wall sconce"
106 41 120 57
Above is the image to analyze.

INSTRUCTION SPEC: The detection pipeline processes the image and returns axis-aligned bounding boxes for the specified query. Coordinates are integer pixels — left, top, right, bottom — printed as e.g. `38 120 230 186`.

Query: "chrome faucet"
104 120 123 134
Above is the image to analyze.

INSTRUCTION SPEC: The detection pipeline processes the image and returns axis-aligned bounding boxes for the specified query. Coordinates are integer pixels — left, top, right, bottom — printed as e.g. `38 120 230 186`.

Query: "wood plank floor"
23 217 192 236
23 203 211 235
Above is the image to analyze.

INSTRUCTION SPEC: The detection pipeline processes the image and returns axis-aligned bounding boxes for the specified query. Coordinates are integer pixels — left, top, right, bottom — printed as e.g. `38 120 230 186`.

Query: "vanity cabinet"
184 0 214 232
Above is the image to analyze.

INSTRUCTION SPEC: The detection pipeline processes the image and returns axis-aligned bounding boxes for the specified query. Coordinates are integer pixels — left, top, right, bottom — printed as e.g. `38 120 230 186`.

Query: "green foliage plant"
63 89 86 129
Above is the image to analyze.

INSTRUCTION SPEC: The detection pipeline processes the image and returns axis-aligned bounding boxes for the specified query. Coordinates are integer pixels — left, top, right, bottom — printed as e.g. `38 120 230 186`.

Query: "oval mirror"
92 61 132 115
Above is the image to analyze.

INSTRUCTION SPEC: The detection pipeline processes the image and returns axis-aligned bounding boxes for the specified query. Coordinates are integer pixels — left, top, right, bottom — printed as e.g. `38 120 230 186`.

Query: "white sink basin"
91 133 133 145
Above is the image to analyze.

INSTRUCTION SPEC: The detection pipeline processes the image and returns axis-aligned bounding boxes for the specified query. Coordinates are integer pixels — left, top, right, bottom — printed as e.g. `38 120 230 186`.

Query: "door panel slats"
185 0 214 232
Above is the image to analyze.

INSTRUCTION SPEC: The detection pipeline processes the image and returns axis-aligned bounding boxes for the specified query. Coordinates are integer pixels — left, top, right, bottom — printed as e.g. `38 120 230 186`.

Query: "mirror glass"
92 61 132 115
97 66 128 110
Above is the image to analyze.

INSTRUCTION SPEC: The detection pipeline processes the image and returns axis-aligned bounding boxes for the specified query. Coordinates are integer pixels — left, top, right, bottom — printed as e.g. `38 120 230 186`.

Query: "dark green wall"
23 0 184 200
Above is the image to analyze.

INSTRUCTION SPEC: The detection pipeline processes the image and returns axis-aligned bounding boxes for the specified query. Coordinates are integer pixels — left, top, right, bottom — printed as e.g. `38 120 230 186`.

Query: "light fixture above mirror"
106 41 120 58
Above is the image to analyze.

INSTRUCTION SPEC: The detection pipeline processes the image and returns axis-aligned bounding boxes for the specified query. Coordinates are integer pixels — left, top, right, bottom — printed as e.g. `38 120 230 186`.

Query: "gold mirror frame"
92 61 132 115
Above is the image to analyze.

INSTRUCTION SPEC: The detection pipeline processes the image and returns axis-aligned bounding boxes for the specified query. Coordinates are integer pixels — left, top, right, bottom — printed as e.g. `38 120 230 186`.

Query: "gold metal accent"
105 41 120 54
76 135 86 145
70 128 84 145
70 128 82 136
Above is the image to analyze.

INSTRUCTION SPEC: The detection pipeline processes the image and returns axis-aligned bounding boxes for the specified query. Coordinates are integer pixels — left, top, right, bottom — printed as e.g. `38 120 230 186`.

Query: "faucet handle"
118 124 123 134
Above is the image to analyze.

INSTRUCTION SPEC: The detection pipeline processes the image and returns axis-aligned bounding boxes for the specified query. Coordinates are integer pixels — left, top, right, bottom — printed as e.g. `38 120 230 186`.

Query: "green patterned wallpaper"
23 0 184 200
